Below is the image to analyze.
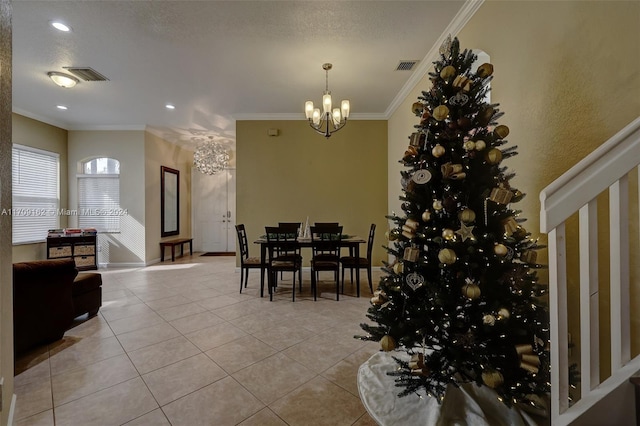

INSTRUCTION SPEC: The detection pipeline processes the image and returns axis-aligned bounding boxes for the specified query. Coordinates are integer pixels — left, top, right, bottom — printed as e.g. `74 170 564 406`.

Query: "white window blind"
78 174 120 232
12 145 60 244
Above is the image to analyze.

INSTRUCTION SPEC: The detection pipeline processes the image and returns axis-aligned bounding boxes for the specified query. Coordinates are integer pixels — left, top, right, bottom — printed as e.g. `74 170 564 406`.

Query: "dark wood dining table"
254 235 366 298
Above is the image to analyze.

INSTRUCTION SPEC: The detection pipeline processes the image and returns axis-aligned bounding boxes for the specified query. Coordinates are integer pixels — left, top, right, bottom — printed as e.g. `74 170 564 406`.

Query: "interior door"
192 168 236 253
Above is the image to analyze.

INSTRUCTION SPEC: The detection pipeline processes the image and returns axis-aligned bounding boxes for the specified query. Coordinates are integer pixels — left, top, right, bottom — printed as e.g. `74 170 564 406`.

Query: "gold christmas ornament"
474 140 487 151
452 75 472 92
409 132 426 147
431 144 446 158
490 187 513 204
498 308 510 319
477 106 495 126
494 125 510 139
476 63 494 78
433 105 450 121
380 335 397 351
458 208 476 224
515 344 533 355
420 110 431 125
441 162 465 180
481 369 504 388
421 210 432 222
411 102 424 116
462 282 481 299
371 290 387 305
463 140 476 151
502 216 519 236
494 244 508 256
440 65 457 80
404 246 420 262
438 248 457 265
393 262 404 275
483 314 496 326
409 353 430 376
442 229 455 241
455 222 475 242
433 200 444 211
485 148 503 165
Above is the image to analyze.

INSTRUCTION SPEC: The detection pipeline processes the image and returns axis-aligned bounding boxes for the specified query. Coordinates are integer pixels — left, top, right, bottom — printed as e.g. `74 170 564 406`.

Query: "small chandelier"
304 63 350 138
193 136 230 175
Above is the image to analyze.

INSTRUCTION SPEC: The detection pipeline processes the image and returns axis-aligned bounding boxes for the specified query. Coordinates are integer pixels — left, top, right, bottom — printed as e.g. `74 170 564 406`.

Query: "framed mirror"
161 166 179 237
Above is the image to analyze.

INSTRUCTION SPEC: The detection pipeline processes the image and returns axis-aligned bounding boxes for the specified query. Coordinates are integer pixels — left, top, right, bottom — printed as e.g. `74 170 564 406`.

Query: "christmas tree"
360 37 550 409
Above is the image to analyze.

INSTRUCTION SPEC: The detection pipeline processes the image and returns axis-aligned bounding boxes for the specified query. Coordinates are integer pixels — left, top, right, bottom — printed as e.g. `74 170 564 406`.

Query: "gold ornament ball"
477 63 494 78
475 140 486 151
411 102 423 116
482 369 504 388
432 144 446 158
494 125 510 139
485 148 503 165
433 105 450 121
433 200 443 211
498 308 510 319
440 65 457 80
393 262 404 275
463 140 476 151
458 208 476 223
380 335 397 352
483 314 496 326
438 248 457 265
462 282 481 299
422 210 432 222
494 244 508 256
442 228 455 240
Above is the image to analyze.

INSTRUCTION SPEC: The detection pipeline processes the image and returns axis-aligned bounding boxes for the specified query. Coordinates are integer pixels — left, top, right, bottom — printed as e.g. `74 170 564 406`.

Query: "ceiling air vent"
63 67 109 82
395 60 419 71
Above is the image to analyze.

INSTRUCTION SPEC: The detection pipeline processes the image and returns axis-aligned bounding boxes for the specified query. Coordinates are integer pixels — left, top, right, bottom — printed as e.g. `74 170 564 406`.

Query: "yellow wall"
11 114 68 262
236 120 388 266
144 131 193 262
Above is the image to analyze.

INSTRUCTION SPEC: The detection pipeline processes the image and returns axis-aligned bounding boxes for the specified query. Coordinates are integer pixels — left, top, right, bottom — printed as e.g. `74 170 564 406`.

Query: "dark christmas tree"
359 37 550 409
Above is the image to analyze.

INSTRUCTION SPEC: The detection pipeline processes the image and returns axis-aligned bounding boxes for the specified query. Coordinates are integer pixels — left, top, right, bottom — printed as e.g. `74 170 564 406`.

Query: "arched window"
78 158 121 232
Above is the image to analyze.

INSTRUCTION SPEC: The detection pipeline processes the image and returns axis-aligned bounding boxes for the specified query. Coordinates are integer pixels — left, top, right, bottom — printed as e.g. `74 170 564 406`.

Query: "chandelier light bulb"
341 100 350 118
305 101 314 119
323 93 332 114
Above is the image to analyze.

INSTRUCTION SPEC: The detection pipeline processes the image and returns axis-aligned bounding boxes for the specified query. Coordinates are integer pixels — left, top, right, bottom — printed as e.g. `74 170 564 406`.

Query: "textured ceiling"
12 1 469 147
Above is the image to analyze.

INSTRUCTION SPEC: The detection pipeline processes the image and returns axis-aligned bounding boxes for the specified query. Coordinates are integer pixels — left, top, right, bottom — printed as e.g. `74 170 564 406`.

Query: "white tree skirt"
358 351 541 426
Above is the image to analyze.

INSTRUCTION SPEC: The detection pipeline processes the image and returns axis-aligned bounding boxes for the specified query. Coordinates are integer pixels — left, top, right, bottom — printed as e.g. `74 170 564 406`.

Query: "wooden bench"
159 238 193 262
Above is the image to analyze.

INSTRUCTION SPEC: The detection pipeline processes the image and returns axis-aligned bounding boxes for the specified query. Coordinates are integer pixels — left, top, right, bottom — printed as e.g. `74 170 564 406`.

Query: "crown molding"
12 107 70 130
384 0 484 119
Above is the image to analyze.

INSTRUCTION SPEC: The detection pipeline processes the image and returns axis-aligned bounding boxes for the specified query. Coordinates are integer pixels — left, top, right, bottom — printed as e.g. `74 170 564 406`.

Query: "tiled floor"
14 255 381 426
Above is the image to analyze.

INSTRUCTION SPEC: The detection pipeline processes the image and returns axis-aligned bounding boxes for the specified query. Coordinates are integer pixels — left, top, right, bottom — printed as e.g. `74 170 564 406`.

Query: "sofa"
13 258 102 355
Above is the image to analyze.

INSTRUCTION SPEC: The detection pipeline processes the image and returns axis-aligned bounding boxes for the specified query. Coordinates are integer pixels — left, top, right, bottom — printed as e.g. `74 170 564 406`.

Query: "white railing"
540 116 640 425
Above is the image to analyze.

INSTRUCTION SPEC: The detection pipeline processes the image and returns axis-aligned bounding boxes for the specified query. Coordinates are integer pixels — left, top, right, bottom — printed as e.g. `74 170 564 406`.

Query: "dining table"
254 234 366 298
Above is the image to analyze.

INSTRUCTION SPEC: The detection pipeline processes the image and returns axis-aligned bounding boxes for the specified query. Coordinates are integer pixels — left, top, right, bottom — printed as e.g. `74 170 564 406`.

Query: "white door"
192 169 236 253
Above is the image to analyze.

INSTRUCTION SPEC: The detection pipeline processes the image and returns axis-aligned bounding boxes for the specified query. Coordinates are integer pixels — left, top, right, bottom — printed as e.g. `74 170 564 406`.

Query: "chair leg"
244 269 249 288
341 266 345 293
292 270 296 302
367 266 373 293
239 266 244 293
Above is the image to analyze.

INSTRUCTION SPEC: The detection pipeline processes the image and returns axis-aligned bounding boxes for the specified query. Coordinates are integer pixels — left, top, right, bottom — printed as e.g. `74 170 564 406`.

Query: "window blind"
78 175 120 232
12 145 60 244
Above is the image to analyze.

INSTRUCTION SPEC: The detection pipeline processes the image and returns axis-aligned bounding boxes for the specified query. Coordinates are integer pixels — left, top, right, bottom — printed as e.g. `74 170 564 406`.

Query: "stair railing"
540 116 640 425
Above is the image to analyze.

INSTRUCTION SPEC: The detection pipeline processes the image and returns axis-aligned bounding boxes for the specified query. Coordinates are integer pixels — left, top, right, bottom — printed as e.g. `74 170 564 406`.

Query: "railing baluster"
579 201 600 393
610 176 630 370
549 224 569 419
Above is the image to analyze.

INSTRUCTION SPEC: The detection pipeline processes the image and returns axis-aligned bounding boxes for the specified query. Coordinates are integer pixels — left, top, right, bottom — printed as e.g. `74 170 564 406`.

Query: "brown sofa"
13 258 102 355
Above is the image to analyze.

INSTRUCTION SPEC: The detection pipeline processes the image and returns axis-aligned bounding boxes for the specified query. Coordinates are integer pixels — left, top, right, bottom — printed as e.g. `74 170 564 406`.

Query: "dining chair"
341 223 376 295
310 224 343 301
265 226 303 301
277 222 303 285
235 224 267 296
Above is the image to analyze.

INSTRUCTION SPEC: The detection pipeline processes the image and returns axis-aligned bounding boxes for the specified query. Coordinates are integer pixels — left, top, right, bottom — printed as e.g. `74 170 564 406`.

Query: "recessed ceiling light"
165 104 176 110
56 105 68 110
47 71 79 88
51 21 71 32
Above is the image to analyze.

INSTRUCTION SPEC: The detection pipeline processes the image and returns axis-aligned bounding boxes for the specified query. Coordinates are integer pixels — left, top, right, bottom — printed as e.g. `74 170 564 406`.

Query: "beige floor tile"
127 335 201 375
99 295 145 312
162 376 264 426
100 302 154 322
180 288 224 302
14 378 52 422
155 301 207 321
122 408 171 425
321 349 377 397
212 298 269 321
169 311 225 335
232 352 315 405
15 351 50 387
197 294 243 310
116 322 181 352
53 377 158 426
51 354 139 406
107 310 165 335
228 310 282 334
254 322 316 351
238 408 287 426
15 409 54 426
205 335 277 374
185 322 248 351
65 315 115 340
145 294 192 311
142 353 227 405
48 335 125 376
283 332 356 374
352 412 379 426
270 376 365 426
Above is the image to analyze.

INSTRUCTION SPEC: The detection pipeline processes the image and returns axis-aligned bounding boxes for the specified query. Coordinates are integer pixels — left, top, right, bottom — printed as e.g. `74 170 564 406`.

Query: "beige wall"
11 114 68 262
236 120 388 266
389 0 640 395
68 130 147 266
144 131 193 262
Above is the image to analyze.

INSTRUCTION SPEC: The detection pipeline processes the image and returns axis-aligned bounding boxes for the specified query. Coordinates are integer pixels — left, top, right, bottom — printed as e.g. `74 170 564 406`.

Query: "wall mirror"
161 166 179 237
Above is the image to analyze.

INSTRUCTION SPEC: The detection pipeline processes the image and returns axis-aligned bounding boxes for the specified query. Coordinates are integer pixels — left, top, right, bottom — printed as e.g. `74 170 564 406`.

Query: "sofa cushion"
73 272 102 296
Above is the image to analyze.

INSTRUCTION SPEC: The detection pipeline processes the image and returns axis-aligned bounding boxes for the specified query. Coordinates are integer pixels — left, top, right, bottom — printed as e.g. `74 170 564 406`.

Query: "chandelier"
193 136 230 175
304 63 350 138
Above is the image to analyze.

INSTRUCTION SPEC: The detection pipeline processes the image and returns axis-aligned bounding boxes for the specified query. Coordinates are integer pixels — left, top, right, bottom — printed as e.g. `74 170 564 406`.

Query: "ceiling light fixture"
304 63 350 138
56 105 68 110
165 104 176 110
47 71 79 88
51 21 71 32
193 136 230 175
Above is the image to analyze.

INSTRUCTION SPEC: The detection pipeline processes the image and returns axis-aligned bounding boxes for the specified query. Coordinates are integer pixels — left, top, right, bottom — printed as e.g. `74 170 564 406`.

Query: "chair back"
310 225 343 259
366 223 376 259
265 226 300 262
235 224 249 260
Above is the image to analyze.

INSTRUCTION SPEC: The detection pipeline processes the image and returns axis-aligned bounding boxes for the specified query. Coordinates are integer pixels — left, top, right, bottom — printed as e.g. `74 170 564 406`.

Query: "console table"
47 235 98 271
159 238 193 262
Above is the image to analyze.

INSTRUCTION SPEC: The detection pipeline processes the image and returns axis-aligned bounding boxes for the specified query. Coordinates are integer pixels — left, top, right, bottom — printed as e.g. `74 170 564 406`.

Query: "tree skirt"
358 352 540 426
